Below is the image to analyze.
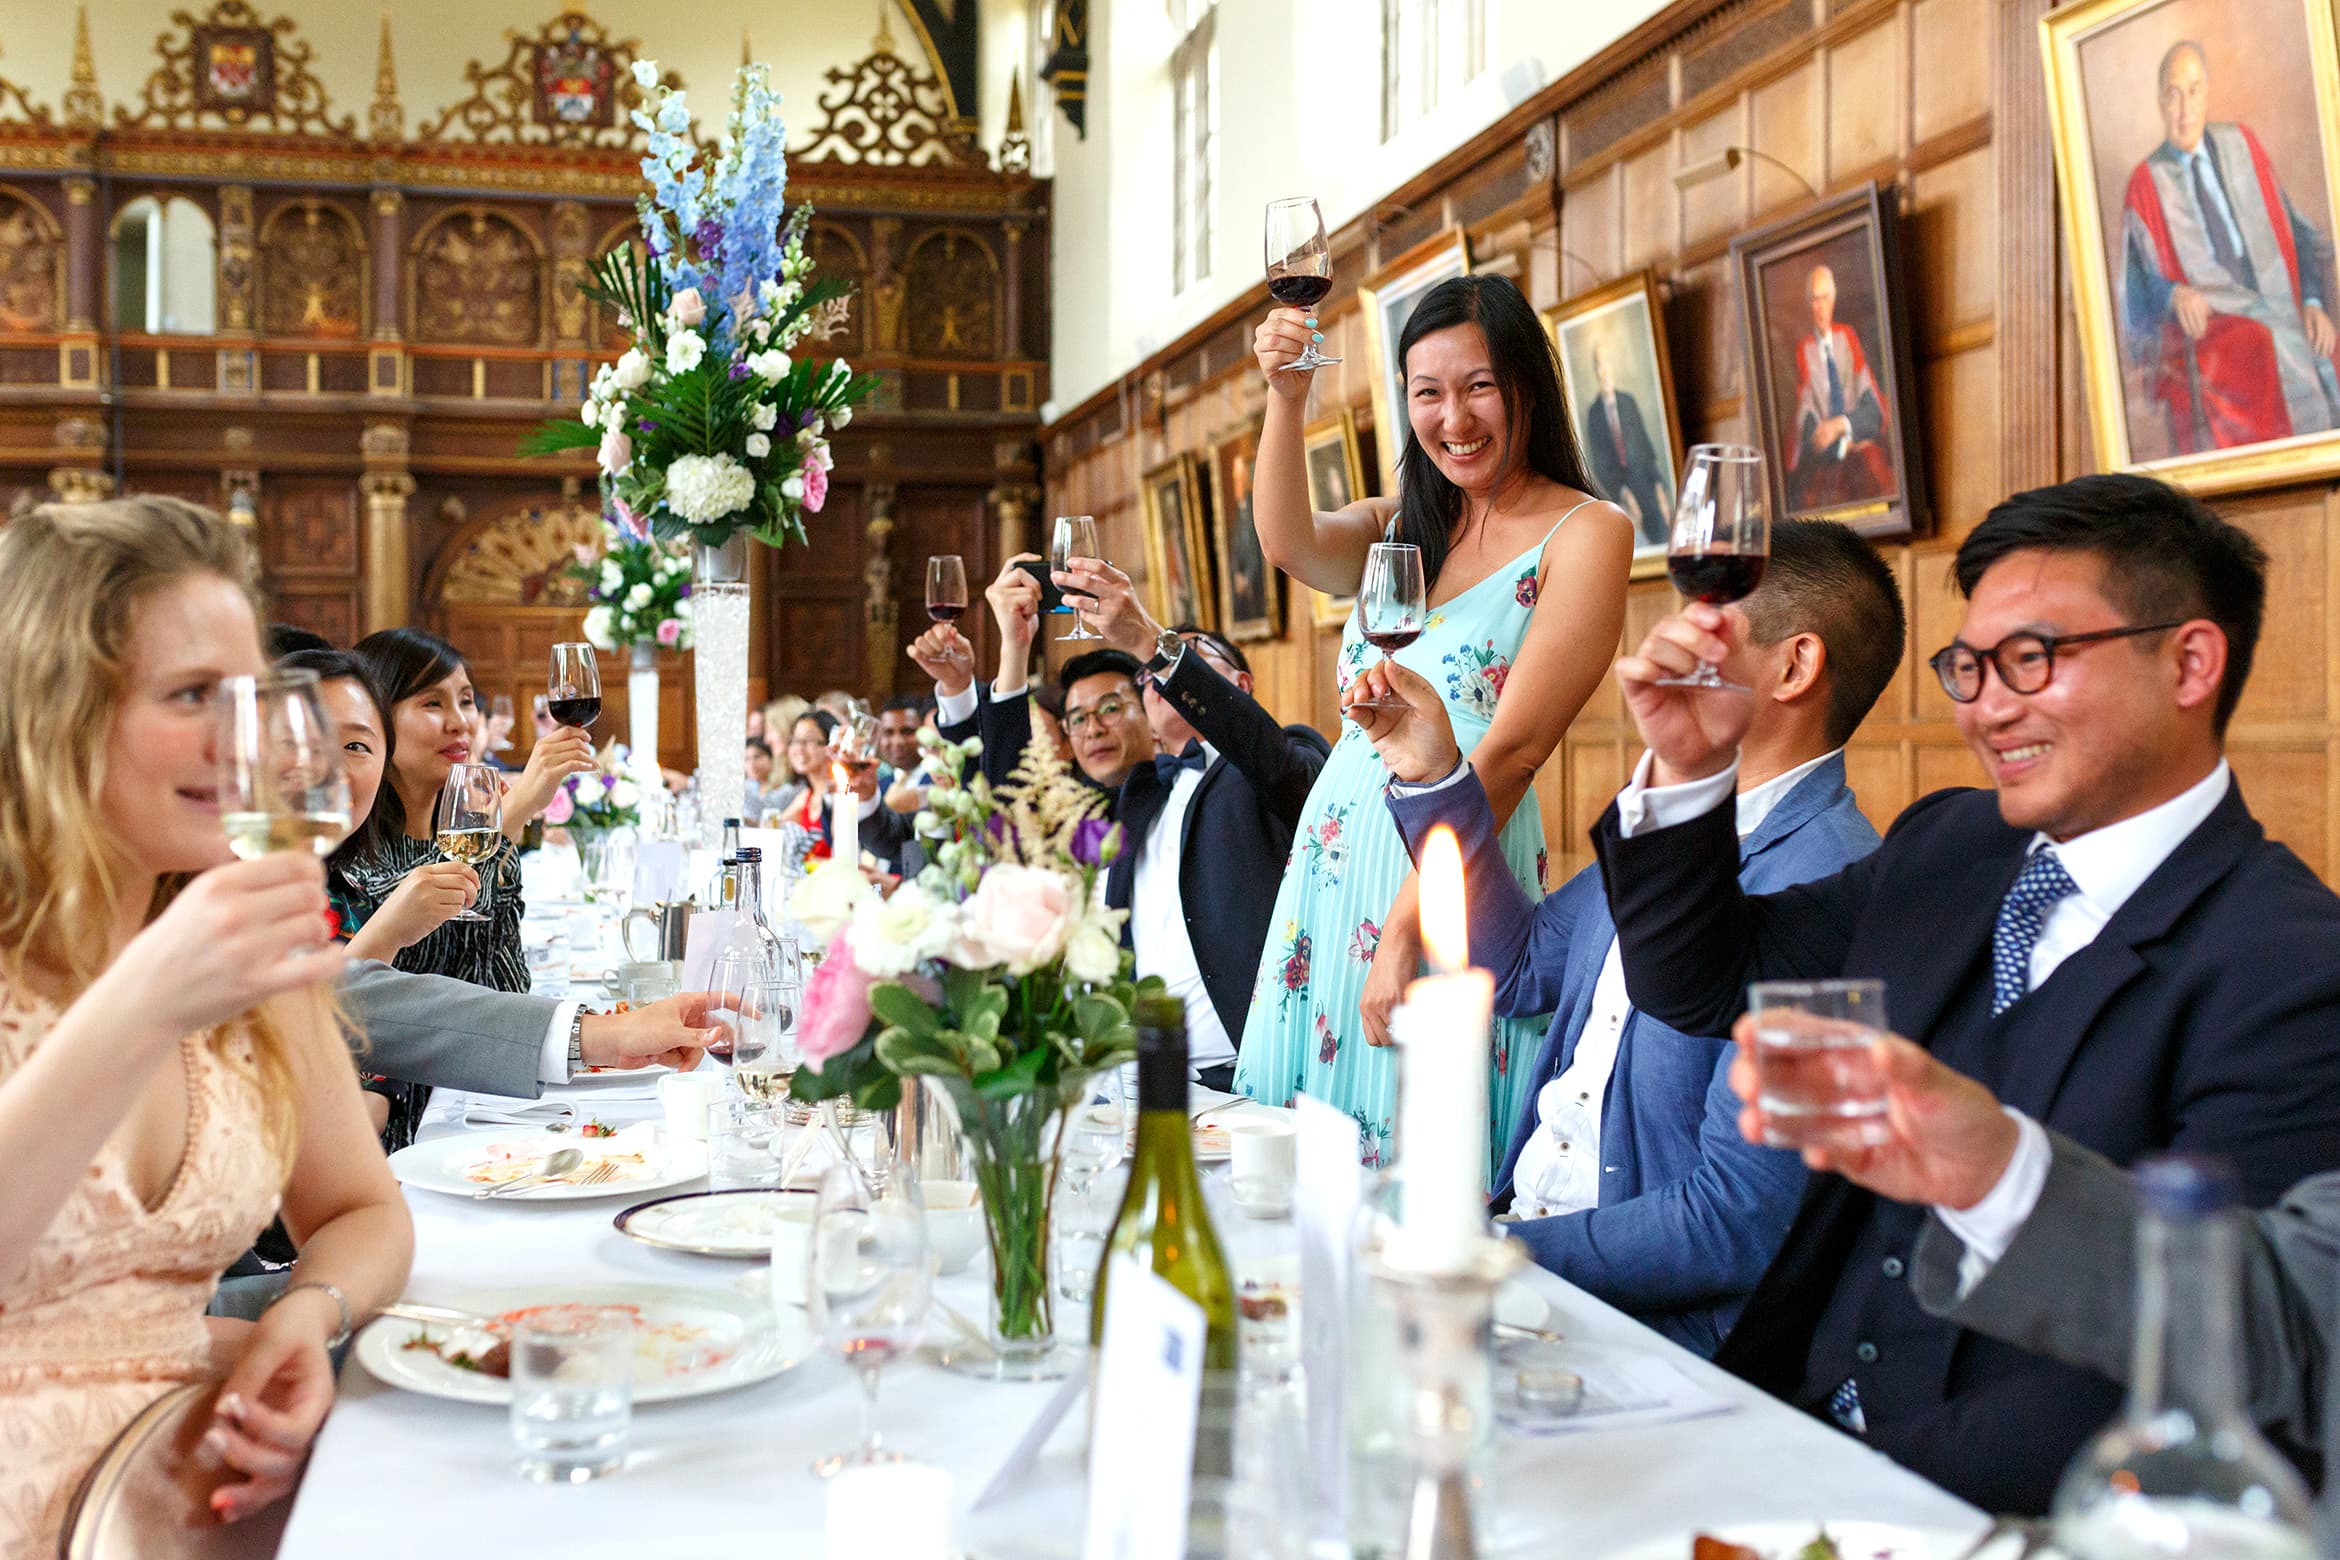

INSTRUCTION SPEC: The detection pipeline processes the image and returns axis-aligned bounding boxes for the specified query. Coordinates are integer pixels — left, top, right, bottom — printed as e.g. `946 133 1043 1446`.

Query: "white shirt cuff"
538 999 582 1085
855 792 882 821
934 683 979 726
1938 1110 2051 1299
992 679 1029 702
1385 757 1473 799
1614 749 1740 837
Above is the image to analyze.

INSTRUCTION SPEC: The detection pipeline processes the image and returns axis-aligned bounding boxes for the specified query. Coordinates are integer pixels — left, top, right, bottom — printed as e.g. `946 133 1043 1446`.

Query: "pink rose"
958 863 1077 975
655 617 683 646
543 782 574 825
802 457 829 514
799 928 877 1066
667 287 705 326
597 426 632 476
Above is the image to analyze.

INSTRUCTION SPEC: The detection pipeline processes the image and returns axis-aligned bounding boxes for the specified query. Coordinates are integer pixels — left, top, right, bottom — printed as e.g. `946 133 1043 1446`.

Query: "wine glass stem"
858 1363 884 1459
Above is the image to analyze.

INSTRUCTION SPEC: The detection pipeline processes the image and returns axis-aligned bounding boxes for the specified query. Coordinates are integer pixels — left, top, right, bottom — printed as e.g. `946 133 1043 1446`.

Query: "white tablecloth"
279 878 1986 1559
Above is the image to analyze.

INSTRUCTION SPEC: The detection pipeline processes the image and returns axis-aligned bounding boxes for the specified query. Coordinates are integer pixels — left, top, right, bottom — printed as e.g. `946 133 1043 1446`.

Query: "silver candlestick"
1366 1233 1526 1560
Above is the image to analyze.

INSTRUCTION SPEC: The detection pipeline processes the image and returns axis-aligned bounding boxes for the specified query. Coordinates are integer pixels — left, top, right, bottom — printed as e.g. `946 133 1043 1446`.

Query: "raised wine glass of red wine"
547 642 603 729
1349 541 1425 712
1658 443 1770 691
926 555 969 625
1265 197 1342 372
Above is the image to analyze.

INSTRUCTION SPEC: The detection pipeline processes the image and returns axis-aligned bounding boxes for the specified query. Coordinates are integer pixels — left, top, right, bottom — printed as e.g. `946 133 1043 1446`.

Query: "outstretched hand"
1613 603 1756 786
1342 660 1460 784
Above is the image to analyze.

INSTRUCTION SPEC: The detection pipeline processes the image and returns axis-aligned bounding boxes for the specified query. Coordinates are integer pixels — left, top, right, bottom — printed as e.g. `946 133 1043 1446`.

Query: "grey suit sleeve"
339 960 553 1100
1912 1130 2339 1450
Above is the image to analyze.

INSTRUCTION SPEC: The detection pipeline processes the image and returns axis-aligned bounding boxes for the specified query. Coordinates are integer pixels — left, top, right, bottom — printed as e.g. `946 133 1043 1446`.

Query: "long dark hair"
276 647 385 871
1391 274 1594 592
348 627 472 856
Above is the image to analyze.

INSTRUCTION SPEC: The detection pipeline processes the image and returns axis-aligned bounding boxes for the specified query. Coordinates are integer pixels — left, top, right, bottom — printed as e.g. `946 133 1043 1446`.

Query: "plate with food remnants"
1596 1524 2004 1560
353 1283 813 1405
386 1124 700 1202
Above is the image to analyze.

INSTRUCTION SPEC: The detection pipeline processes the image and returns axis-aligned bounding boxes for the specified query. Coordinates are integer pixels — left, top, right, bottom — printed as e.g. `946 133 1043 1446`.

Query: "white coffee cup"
768 1201 820 1308
1226 1117 1298 1218
657 1069 718 1147
921 1179 985 1275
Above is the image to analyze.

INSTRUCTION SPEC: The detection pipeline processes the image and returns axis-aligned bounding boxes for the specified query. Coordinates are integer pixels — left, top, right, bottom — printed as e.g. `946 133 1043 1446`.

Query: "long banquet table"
277 863 1988 1560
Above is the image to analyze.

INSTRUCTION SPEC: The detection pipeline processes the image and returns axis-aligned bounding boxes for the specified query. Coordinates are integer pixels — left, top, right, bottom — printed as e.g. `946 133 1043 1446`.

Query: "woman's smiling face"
1405 322 1520 497
390 665 476 796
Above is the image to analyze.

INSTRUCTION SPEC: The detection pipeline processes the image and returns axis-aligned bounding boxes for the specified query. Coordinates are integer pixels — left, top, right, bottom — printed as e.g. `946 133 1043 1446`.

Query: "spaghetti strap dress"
1234 501 1594 1179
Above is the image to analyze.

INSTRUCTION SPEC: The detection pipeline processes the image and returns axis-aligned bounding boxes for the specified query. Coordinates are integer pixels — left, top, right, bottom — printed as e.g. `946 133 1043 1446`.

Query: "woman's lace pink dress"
0 986 279 1560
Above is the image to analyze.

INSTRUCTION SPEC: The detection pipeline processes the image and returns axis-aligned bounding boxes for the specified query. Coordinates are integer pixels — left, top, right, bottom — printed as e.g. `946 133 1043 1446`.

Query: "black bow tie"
1152 744 1207 784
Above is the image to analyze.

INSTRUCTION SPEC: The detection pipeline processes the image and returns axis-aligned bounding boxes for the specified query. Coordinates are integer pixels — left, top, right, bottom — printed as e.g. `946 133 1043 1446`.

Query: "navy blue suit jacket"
1388 754 1878 1354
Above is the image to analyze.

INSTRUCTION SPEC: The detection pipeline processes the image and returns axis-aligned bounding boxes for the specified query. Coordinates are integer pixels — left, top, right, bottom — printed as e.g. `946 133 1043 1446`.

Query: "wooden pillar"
369 188 405 397
360 421 413 632
1996 0 2062 491
59 175 99 389
1000 218 1026 362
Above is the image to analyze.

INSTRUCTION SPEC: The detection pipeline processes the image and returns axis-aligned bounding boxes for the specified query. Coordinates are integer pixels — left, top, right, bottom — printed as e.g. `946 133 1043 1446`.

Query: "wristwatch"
1143 626 1184 674
566 1007 589 1078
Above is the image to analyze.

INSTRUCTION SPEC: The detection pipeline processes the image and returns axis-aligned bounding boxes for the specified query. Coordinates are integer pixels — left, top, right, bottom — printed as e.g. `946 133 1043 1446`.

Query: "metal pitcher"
622 900 692 963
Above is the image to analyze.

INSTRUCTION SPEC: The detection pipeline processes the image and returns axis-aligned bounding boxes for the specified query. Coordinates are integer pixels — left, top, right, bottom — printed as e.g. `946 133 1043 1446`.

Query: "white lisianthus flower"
849 882 959 979
745 432 771 458
747 319 772 346
1063 920 1121 986
674 597 693 619
582 605 617 650
750 403 778 431
626 582 653 608
662 453 756 523
795 428 818 451
612 349 651 390
665 330 705 375
793 857 874 941
829 359 852 383
579 399 601 429
746 348 791 382
832 405 852 429
608 779 640 810
781 475 805 501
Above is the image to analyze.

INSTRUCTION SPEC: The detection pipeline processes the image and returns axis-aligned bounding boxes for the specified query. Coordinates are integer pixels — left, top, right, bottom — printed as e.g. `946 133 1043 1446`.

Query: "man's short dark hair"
880 692 930 719
1953 473 2266 735
1058 648 1145 695
268 623 334 657
1169 623 1248 675
1740 518 1907 748
745 736 772 758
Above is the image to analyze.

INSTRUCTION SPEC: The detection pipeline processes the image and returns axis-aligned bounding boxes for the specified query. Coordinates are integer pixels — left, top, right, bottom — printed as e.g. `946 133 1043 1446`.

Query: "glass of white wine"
732 975 801 1109
215 668 352 860
434 761 504 924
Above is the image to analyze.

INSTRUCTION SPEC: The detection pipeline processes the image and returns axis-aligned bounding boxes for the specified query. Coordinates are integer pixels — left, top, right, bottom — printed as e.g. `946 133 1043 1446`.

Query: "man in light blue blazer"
1347 518 1905 1354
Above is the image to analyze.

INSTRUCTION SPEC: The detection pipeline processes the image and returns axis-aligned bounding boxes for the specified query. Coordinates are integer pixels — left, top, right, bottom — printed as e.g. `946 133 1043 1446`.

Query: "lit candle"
1387 825 1493 1274
830 760 860 868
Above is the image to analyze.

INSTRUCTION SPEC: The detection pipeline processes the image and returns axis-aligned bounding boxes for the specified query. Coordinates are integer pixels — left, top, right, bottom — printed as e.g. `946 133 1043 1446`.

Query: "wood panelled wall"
1042 0 2340 888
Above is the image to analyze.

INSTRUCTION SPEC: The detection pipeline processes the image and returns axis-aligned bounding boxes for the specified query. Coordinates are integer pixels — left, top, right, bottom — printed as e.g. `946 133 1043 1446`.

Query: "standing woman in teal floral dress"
1232 275 1632 1178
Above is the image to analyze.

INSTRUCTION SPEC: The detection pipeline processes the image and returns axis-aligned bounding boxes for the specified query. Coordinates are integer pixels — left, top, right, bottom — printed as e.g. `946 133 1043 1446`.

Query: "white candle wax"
1386 969 1493 1274
824 1462 953 1560
831 763 860 868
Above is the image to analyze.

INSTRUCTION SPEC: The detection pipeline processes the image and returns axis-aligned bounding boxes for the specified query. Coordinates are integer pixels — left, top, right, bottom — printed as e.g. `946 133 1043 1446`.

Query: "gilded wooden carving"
216 185 256 333
549 201 590 344
117 0 354 138
905 229 998 358
800 30 973 168
0 74 54 129
415 13 668 149
867 216 905 352
411 209 541 346
260 199 363 338
808 223 866 355
0 191 62 332
436 498 602 606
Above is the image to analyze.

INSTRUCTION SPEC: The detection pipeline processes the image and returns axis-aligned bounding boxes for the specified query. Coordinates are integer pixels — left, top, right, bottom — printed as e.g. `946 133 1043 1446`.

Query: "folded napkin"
461 1097 575 1128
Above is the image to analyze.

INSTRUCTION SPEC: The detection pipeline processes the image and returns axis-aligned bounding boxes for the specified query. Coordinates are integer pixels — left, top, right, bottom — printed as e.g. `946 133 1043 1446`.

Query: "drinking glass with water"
1745 978 1892 1149
510 1306 633 1484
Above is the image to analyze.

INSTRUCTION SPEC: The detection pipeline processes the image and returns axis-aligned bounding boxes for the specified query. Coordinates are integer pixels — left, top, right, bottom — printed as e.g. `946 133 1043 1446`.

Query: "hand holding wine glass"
1263 197 1341 375
547 644 602 730
216 668 353 859
1655 444 1769 692
925 556 969 626
433 762 503 924
808 1161 931 1477
1347 542 1426 713
1050 516 1103 642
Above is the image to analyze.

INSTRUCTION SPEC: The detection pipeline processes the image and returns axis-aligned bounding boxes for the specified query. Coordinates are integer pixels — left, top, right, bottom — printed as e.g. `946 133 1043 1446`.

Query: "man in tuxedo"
1579 340 1673 545
1050 556 1329 1085
1346 518 1903 1353
1594 471 2340 1512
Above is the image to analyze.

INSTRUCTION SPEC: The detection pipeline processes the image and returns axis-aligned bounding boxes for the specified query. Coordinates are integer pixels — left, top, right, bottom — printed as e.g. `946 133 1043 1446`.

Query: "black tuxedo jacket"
1594 779 2340 1513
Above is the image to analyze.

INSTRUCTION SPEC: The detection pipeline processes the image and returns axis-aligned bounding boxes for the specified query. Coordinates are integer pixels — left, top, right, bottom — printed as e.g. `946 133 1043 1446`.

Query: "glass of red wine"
925 555 969 624
1658 444 1770 691
1349 542 1426 712
1265 197 1341 372
547 643 603 729
1052 515 1103 642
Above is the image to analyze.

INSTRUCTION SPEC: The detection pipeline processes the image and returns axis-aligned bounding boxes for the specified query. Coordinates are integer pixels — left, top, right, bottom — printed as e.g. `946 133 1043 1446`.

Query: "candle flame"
1419 824 1468 974
831 761 849 791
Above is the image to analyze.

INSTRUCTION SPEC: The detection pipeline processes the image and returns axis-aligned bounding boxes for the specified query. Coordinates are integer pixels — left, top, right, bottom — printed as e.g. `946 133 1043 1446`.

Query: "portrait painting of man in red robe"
1784 263 1897 513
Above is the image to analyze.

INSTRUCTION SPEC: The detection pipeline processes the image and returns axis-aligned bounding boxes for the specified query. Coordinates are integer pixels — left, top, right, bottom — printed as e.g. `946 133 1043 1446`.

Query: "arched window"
110 195 217 334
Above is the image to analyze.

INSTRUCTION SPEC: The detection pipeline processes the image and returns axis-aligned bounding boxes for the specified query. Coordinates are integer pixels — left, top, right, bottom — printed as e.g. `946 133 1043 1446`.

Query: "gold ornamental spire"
62 2 102 130
369 9 403 143
873 1 897 56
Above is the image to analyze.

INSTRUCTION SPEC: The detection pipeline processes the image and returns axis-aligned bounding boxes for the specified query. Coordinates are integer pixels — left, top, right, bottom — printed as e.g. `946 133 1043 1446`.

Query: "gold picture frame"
1543 271 1687 581
1303 408 1366 626
1208 424 1282 641
2042 0 2340 494
1357 227 1472 489
1141 452 1213 631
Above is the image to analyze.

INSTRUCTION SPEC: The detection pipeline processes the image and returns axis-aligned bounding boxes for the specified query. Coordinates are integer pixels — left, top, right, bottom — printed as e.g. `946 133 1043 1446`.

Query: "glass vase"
930 1070 1090 1381
692 534 751 850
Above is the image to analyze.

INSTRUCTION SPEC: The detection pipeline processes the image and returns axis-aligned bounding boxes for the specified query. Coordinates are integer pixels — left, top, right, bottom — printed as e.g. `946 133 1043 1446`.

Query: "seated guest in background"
344 629 593 994
761 693 812 790
1594 472 2340 1512
814 689 855 722
267 622 334 657
0 496 411 1553
1051 556 1331 1089
771 709 915 866
1348 518 1903 1354
744 735 777 811
876 694 927 781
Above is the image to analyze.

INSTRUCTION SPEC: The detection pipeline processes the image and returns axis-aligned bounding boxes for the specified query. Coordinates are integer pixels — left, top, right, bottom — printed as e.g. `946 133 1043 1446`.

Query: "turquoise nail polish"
1304 317 1318 328
1311 331 1324 342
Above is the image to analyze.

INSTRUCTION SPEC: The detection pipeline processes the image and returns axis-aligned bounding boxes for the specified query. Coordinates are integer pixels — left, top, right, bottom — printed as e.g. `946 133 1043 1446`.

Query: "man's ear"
1235 671 1256 698
1774 630 1826 707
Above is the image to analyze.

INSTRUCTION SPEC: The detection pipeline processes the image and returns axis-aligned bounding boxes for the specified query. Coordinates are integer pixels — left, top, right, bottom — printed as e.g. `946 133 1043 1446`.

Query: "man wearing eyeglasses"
1590 471 2340 1513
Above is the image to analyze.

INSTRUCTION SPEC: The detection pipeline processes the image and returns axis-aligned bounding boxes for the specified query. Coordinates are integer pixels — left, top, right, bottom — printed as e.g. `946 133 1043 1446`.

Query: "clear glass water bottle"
729 847 798 979
2050 1154 2317 1559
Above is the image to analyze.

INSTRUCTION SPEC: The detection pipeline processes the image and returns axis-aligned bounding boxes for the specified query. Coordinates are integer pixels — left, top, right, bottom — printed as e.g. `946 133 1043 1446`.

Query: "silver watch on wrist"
566 1008 588 1078
1144 626 1183 673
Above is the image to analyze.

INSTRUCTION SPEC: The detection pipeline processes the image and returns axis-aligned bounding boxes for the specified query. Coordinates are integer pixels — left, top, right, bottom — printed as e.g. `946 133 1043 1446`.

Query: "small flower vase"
692 533 752 850
930 1070 1093 1381
627 641 661 777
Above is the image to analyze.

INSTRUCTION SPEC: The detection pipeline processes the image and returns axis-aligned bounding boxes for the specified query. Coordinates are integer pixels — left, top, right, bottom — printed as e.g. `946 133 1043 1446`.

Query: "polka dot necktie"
1992 848 2079 1016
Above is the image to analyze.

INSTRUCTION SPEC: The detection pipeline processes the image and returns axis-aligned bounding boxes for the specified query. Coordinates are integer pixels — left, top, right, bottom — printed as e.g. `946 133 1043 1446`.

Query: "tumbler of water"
510 1307 633 1484
1745 978 1892 1149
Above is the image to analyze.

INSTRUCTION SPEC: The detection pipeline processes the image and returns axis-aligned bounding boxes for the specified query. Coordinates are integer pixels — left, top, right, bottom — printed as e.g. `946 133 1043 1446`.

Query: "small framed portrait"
1303 409 1366 627
1730 182 1929 539
2043 0 2340 493
1358 228 1471 488
1208 426 1281 642
1544 270 1687 579
1142 453 1212 631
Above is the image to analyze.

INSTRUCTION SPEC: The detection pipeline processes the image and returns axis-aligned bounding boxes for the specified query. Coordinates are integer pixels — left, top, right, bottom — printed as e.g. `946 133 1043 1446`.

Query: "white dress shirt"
1130 742 1237 1073
535 1000 581 1085
1510 750 1841 1215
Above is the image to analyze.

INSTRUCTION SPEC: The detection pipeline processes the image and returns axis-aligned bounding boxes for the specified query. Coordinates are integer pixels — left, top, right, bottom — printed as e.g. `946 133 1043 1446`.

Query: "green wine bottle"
1091 996 1240 1476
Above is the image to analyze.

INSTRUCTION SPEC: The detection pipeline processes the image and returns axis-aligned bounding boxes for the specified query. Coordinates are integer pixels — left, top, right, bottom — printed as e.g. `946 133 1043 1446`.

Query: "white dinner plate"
353 1281 812 1406
566 1061 676 1087
1595 1521 1997 1560
387 1125 702 1202
614 1188 815 1257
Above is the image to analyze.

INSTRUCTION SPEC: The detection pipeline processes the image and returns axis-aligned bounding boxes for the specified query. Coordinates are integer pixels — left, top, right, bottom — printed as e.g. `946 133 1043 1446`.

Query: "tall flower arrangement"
524 63 877 551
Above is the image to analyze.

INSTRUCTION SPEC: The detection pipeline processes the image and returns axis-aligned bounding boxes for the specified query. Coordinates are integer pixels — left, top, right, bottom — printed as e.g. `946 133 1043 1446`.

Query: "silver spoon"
476 1146 585 1200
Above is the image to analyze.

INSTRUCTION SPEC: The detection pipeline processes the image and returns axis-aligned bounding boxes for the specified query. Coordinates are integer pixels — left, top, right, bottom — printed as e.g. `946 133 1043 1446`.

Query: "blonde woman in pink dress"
0 497 413 1559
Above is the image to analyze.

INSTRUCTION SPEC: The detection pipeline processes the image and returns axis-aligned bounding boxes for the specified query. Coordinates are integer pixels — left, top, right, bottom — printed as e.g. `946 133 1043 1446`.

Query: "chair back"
57 1380 291 1560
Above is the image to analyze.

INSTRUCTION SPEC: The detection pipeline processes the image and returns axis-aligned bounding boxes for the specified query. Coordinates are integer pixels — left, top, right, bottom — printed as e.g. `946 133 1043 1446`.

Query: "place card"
1083 1257 1205 1560
1295 1095 1363 1540
679 905 733 992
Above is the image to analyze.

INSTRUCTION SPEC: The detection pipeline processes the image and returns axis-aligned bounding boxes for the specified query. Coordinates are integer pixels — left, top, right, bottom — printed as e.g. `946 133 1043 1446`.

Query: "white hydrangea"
582 605 617 650
746 348 791 381
750 403 777 431
599 562 623 592
665 330 705 375
662 453 755 523
745 432 770 458
612 349 651 390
